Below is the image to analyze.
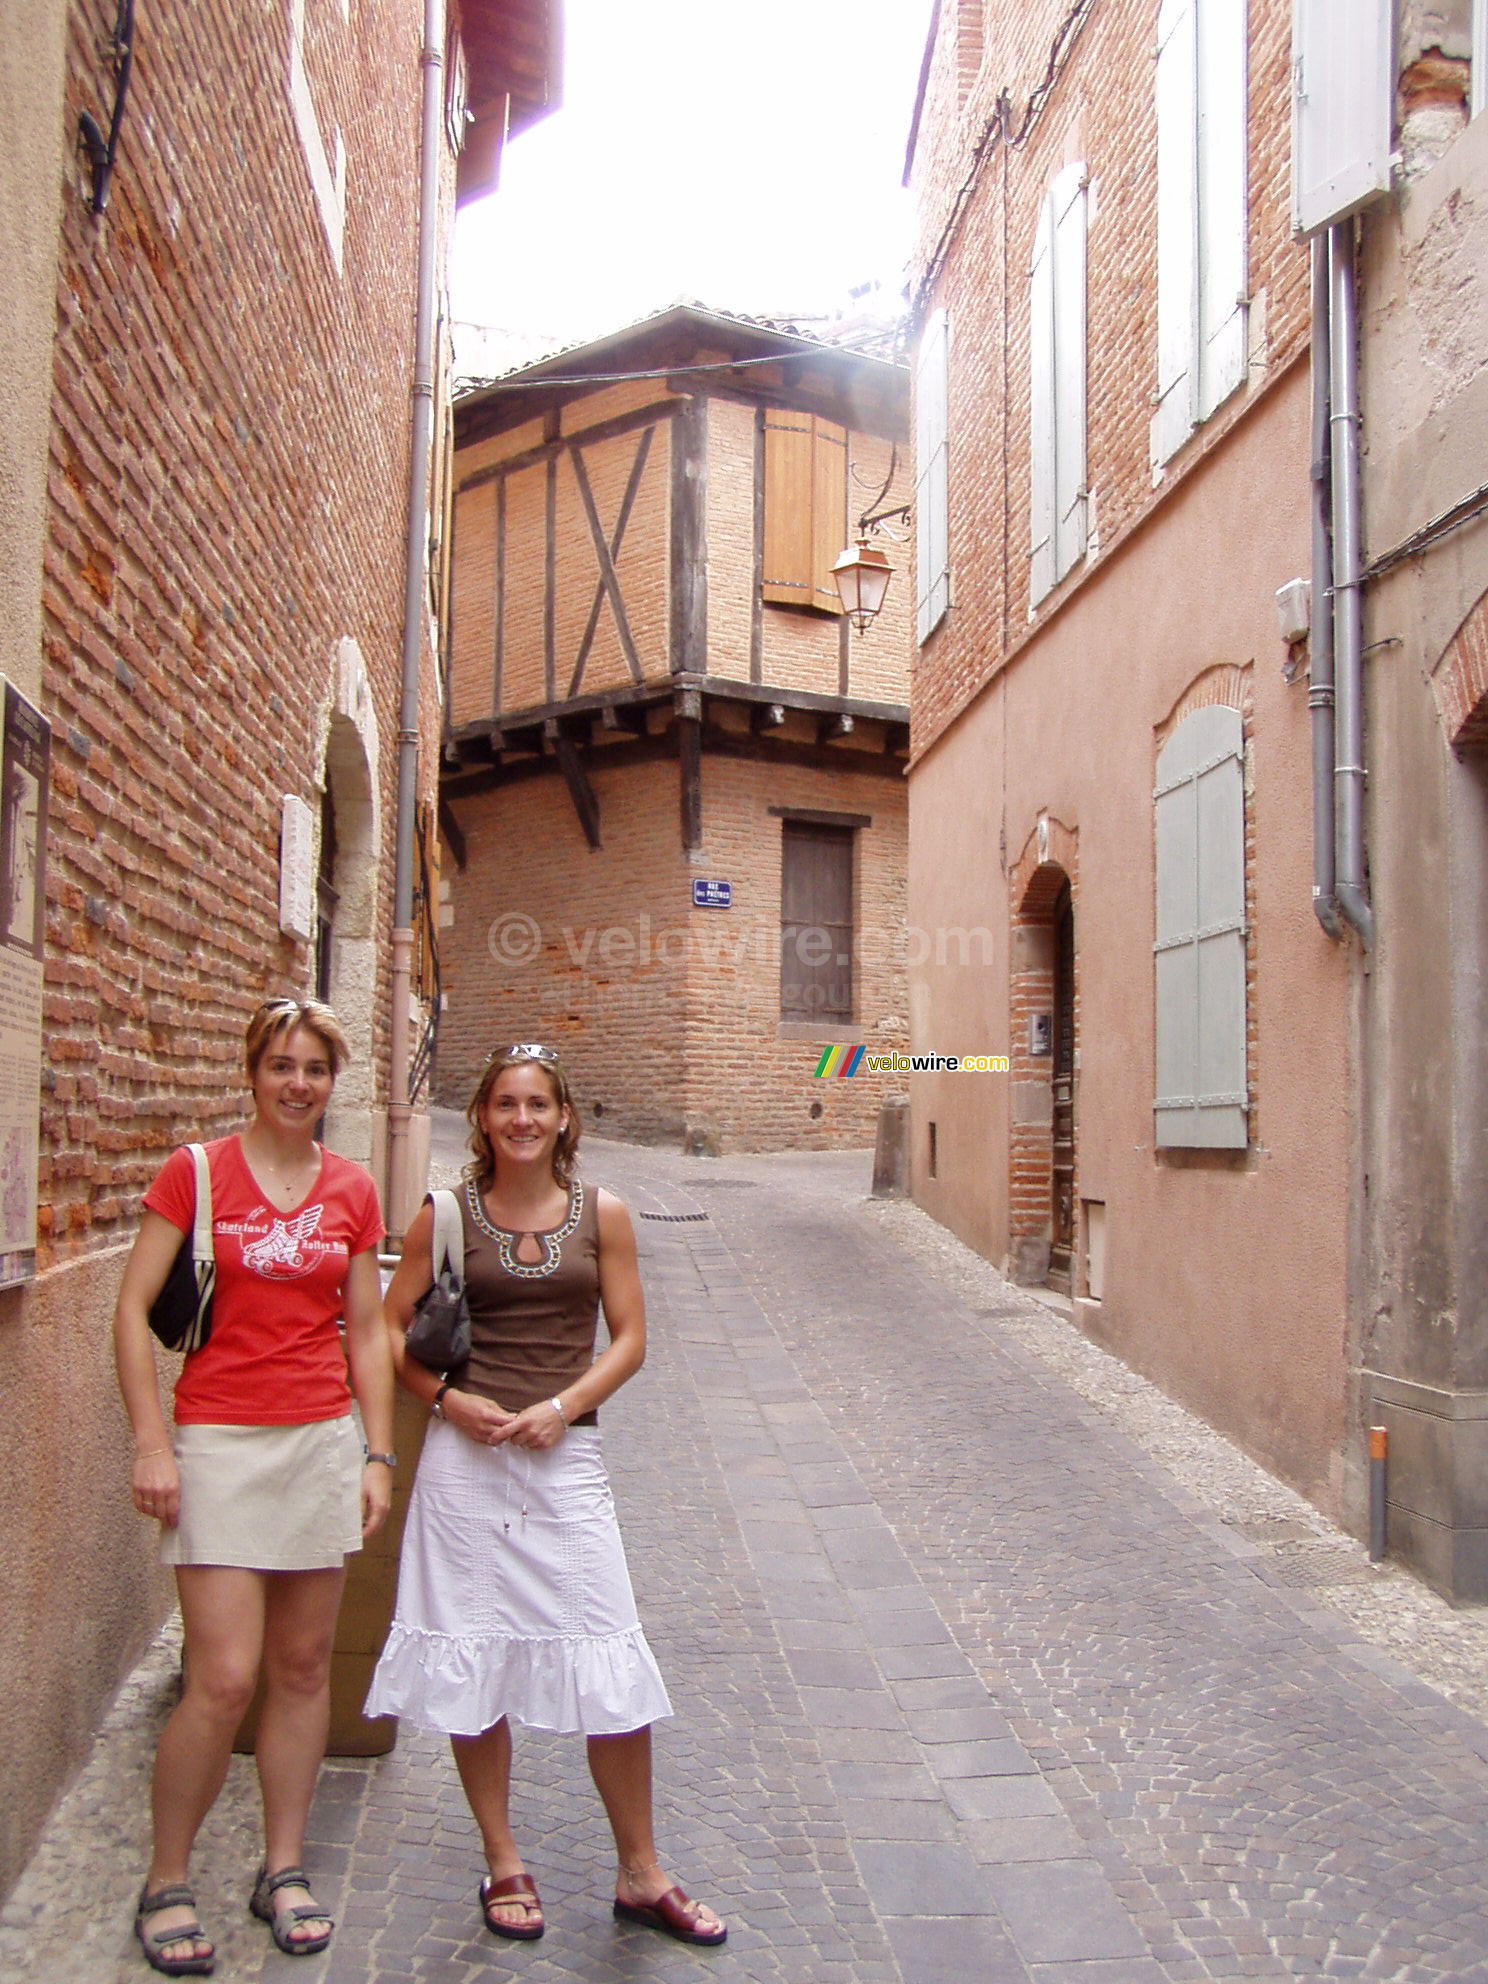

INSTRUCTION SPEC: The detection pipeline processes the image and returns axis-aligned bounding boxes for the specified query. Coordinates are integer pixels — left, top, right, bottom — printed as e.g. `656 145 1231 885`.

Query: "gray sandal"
135 1883 216 1976
248 1865 334 1957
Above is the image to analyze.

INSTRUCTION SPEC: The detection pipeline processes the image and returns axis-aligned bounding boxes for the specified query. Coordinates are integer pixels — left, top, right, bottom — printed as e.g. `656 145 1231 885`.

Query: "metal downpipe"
1328 218 1374 950
388 0 444 1239
1310 236 1342 938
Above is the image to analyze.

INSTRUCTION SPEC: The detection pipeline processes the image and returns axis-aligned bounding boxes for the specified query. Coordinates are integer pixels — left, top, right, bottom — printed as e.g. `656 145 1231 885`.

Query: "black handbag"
147 1143 216 1354
404 1188 470 1369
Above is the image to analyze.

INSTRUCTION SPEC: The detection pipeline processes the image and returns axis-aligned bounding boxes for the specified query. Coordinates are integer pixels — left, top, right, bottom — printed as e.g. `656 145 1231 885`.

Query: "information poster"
0 681 49 1284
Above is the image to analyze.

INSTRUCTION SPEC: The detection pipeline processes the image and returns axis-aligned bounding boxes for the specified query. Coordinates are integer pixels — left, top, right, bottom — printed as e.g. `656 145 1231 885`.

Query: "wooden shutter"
1051 161 1088 581
1028 203 1056 607
1154 705 1247 1148
1291 0 1392 235
780 822 853 1021
810 420 847 614
1154 0 1199 464
763 414 845 614
915 310 950 641
1197 0 1248 417
763 412 814 606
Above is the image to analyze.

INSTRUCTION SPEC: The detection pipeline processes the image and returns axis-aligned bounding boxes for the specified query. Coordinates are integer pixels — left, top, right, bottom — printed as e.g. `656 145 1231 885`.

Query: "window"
762 413 846 614
1153 704 1247 1148
1029 160 1087 609
780 821 853 1020
915 309 950 641
1289 0 1392 236
1154 0 1249 466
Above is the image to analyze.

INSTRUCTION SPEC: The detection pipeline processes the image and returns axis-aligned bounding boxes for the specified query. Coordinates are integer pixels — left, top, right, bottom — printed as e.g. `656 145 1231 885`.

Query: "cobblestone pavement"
7 1131 1488 1982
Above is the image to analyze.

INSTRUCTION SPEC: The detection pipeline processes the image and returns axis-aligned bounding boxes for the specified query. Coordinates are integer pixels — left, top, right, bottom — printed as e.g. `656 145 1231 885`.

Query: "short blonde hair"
244 998 351 1082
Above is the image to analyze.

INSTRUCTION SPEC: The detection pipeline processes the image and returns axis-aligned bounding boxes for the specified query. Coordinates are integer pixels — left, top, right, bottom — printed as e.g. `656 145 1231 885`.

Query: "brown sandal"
613 1883 727 1946
480 1872 545 1941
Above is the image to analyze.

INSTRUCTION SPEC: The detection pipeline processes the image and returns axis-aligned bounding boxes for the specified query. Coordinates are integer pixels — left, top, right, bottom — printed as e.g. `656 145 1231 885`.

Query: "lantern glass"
831 538 893 631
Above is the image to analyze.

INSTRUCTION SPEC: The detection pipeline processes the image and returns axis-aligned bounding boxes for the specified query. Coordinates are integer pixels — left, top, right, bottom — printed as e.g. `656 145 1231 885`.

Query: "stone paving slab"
7 1134 1488 1980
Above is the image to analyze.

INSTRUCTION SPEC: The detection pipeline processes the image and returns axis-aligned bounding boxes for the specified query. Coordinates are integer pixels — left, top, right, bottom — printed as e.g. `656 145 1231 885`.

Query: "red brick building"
0 0 559 1897
437 307 913 1151
903 0 1351 1513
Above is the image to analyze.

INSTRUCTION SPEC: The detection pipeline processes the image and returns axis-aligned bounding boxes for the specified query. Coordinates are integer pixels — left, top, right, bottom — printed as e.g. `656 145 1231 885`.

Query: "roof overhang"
455 0 563 207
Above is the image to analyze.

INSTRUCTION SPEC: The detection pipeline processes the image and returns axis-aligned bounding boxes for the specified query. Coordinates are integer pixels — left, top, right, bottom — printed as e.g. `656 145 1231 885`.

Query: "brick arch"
1432 586 1488 752
1007 816 1078 1286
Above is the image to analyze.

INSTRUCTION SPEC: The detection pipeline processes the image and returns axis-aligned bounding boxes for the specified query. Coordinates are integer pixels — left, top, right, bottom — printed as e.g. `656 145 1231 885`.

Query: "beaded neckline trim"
466 1175 583 1279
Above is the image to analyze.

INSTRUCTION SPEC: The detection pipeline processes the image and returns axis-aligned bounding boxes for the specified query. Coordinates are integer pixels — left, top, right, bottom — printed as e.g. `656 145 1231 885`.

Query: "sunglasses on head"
503 1042 559 1064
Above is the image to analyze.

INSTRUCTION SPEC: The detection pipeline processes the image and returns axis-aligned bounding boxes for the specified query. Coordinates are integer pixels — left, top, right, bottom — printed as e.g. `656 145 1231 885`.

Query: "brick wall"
40 0 448 1266
907 0 1308 758
437 751 908 1152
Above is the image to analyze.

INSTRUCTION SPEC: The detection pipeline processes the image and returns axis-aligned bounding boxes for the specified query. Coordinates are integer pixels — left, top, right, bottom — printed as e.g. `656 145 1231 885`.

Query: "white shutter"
915 310 950 643
1155 0 1198 464
1474 0 1486 119
1028 202 1055 607
1291 0 1393 237
1198 0 1248 416
1154 705 1247 1148
1051 161 1088 580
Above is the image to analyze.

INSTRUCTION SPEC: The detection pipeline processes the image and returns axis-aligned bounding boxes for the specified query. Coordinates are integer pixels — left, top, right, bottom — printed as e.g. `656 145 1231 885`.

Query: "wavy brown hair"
244 997 350 1081
465 1044 581 1192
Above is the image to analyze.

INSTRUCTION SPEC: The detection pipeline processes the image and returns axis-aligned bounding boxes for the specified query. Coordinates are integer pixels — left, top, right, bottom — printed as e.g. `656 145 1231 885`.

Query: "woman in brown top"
366 1044 725 1947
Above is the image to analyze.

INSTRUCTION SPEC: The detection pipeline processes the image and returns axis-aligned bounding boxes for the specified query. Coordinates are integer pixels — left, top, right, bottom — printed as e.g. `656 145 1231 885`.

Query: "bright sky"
451 0 935 377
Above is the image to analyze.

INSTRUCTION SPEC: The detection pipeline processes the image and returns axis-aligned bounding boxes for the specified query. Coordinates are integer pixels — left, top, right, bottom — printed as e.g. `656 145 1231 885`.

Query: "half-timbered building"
437 306 912 1151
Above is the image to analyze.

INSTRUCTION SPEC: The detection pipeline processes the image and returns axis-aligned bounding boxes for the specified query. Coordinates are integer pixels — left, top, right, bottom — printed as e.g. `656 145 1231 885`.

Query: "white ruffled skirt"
364 1419 672 1737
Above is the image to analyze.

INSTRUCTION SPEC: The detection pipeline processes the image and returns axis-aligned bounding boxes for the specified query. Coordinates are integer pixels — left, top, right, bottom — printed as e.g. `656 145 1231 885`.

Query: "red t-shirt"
143 1136 385 1426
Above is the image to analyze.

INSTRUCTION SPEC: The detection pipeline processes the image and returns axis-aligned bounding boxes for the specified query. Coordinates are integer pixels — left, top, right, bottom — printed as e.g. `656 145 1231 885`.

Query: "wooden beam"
569 436 648 689
493 476 505 717
457 400 677 483
817 712 856 745
437 797 468 872
750 407 765 685
678 713 702 850
750 702 786 734
669 397 707 676
838 610 850 697
552 735 602 850
543 454 556 702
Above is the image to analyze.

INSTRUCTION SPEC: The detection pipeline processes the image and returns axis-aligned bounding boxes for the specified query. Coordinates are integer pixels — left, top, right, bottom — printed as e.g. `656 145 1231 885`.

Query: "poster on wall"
0 681 49 1285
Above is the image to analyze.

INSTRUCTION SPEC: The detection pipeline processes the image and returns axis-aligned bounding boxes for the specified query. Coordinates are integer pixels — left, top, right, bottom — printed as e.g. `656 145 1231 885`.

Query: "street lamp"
831 536 894 633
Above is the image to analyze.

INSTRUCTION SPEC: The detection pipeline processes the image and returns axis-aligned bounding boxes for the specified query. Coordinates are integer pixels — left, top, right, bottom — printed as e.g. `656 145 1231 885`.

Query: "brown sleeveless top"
455 1174 601 1423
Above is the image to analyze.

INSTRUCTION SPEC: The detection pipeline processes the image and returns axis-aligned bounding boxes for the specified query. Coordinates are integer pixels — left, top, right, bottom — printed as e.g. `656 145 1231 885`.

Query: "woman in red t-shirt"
113 999 394 1977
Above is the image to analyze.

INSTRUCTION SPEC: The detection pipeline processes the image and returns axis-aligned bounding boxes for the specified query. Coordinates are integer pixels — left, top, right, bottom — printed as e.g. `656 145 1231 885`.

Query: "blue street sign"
692 879 732 909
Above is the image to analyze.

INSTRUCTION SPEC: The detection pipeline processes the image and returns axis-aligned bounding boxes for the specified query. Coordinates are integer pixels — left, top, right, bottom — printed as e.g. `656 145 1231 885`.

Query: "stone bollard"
871 1099 910 1198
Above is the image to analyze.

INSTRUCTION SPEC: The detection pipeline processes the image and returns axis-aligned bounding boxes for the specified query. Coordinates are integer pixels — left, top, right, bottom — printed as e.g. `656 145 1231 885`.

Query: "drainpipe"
1309 238 1343 938
1327 218 1374 950
388 0 443 1241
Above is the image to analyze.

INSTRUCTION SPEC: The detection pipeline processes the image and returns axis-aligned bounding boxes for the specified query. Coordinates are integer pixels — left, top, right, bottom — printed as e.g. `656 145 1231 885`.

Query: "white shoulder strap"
188 1143 213 1265
428 1189 464 1280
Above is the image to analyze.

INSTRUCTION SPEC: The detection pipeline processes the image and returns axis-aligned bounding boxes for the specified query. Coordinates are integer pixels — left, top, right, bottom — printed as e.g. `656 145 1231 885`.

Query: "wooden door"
1049 881 1076 1292
780 823 853 1020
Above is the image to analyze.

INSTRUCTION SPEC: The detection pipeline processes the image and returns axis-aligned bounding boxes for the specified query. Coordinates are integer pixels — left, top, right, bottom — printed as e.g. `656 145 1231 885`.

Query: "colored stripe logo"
813 1045 866 1078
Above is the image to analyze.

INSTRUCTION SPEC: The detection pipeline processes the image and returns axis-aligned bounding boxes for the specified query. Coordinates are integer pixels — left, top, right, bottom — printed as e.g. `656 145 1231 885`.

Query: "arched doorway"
316 641 381 1162
1008 816 1078 1289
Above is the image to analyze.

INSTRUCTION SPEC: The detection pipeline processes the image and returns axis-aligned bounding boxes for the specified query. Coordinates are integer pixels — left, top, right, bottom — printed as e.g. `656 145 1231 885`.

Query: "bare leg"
143 1566 266 1964
451 1720 544 1934
587 1727 724 1935
254 1565 345 1948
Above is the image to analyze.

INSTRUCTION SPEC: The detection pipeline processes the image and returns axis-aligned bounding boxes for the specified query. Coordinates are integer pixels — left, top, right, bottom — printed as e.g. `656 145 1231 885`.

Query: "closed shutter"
1197 0 1248 417
1028 203 1056 607
1051 162 1088 580
1154 0 1199 463
1154 705 1247 1148
915 310 950 641
763 413 814 606
1474 0 1486 118
780 822 853 1020
1291 0 1393 236
810 419 848 615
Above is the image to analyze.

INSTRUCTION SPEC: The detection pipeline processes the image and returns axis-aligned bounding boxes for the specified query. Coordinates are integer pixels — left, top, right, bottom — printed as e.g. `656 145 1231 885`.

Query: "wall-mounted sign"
280 794 315 942
692 879 732 909
0 680 49 1285
1029 1012 1052 1057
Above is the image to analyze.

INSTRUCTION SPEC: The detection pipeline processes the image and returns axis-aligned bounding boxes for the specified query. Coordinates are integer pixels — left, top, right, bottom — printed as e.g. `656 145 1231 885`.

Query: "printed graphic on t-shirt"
233 1204 341 1281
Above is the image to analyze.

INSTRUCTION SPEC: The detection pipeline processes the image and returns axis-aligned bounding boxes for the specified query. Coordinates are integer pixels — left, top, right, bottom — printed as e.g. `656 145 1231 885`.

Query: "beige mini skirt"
160 1417 364 1571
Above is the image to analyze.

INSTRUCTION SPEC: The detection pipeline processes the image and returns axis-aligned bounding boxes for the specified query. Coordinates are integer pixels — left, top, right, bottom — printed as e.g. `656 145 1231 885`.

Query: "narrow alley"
9 1132 1488 1983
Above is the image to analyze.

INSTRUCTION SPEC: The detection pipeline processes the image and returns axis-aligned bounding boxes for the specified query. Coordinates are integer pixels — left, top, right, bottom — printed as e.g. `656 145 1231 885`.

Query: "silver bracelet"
550 1395 569 1428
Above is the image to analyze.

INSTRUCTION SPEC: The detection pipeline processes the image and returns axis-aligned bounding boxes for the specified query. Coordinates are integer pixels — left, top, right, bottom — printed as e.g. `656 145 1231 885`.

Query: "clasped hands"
442 1388 566 1451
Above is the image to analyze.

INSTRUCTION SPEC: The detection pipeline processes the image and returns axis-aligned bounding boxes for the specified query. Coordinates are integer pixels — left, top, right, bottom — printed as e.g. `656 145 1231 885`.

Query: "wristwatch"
431 1381 452 1420
365 1451 397 1470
